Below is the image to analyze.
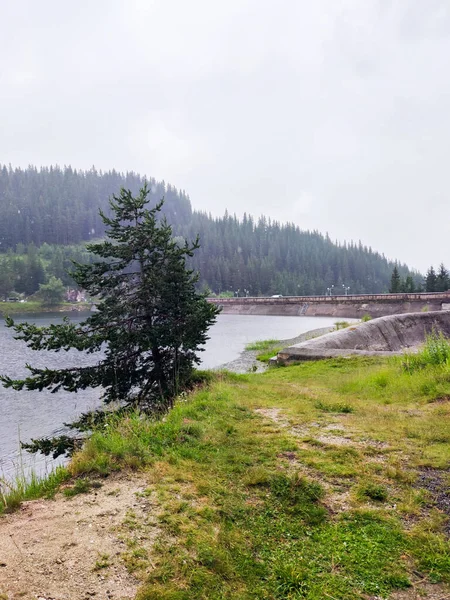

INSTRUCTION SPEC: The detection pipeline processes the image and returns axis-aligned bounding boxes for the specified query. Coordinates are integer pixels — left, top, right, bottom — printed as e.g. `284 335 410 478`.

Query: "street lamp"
342 284 350 296
326 285 335 296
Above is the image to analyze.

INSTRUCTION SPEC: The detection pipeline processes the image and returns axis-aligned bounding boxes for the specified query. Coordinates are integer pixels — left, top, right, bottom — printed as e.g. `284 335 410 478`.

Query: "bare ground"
0 474 158 600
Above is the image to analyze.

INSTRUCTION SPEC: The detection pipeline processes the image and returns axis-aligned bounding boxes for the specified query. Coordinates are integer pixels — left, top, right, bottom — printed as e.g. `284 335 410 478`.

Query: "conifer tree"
389 265 401 293
425 266 438 292
436 263 449 292
1 185 219 456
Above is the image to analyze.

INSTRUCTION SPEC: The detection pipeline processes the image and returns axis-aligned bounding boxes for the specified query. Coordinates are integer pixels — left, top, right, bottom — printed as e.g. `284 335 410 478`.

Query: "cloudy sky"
1 0 449 272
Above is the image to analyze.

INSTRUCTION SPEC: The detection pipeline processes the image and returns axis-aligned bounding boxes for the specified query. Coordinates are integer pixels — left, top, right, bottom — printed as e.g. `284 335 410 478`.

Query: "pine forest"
0 165 423 299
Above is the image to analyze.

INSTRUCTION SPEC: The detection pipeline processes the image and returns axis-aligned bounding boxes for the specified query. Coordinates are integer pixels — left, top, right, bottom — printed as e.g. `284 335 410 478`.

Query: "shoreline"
216 325 335 373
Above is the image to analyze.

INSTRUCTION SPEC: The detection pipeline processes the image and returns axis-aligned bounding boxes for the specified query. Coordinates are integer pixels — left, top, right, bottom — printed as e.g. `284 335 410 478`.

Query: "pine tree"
425 266 438 292
1 185 219 456
389 265 401 293
436 263 449 292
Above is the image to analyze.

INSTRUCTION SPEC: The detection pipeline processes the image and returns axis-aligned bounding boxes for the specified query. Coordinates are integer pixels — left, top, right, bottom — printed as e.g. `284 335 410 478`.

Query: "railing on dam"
207 292 450 305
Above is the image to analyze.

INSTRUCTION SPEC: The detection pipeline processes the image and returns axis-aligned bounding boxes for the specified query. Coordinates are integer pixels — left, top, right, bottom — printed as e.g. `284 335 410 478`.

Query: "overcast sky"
1 0 449 272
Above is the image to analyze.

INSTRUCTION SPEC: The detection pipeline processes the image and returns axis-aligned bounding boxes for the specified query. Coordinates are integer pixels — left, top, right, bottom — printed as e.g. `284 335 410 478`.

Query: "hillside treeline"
0 165 421 297
0 164 191 247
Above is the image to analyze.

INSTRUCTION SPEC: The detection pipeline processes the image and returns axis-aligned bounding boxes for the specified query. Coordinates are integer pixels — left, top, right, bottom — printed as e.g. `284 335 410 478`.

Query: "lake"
0 312 340 482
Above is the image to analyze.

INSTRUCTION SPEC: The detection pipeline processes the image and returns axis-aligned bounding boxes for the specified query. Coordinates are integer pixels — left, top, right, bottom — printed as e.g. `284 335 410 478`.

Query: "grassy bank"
0 301 93 314
2 351 450 598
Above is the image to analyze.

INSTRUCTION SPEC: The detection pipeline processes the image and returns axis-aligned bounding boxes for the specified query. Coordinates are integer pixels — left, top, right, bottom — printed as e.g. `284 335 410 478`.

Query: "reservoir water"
0 312 340 482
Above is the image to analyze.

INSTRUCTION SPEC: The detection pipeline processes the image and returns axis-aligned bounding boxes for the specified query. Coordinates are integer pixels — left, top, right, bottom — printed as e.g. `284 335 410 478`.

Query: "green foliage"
315 400 354 413
73 364 428 599
0 467 69 514
244 339 282 363
361 313 372 322
334 320 351 330
390 265 401 293
436 263 450 292
0 164 423 297
357 481 389 502
425 265 438 292
390 266 419 293
245 339 279 351
256 347 282 363
63 478 101 497
21 435 83 458
410 530 450 583
93 553 111 571
401 330 450 373
14 353 446 596
423 263 450 292
0 185 219 457
38 276 66 305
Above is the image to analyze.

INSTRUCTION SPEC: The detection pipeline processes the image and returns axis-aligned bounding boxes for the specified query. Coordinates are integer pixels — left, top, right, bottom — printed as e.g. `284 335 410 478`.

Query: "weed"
357 482 389 502
315 399 354 413
401 330 450 372
361 314 372 322
335 320 351 330
63 478 94 497
123 546 148 573
93 553 110 571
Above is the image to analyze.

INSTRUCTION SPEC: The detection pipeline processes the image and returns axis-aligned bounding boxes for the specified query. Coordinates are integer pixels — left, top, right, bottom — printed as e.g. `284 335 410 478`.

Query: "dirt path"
0 475 158 600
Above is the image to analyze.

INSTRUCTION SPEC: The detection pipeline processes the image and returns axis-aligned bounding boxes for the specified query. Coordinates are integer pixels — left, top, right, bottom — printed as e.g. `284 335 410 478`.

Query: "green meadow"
2 344 450 599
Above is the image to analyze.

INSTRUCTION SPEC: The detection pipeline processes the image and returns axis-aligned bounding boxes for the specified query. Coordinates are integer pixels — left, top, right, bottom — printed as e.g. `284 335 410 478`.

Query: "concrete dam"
275 310 450 364
208 292 450 320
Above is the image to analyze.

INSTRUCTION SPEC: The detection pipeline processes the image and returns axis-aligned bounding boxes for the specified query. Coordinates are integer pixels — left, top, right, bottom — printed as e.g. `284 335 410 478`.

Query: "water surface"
0 313 339 481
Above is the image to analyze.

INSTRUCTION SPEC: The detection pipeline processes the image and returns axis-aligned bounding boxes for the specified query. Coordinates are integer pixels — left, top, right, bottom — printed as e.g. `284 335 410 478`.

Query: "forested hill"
178 212 420 295
0 165 420 296
0 165 192 247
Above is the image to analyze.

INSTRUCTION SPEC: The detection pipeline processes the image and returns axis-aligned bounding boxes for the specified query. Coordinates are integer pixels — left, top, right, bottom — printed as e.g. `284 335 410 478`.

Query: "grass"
0 300 93 315
244 338 283 363
400 330 450 373
66 357 450 598
245 339 279 351
93 552 111 571
2 356 450 598
0 466 69 513
255 347 283 363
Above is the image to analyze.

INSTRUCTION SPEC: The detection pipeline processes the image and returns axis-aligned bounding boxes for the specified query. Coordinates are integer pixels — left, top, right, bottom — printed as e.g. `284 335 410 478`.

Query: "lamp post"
326 285 335 296
342 285 350 296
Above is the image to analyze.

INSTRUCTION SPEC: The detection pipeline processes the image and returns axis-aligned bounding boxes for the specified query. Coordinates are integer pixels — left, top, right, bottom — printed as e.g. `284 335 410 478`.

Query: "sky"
1 0 449 273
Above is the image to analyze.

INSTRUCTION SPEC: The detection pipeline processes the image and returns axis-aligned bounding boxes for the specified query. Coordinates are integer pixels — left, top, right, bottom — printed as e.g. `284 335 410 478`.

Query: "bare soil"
0 474 158 600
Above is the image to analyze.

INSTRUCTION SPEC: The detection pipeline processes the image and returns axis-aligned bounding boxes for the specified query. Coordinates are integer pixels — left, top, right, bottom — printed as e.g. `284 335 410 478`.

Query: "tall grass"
245 339 279 351
401 330 450 373
0 467 69 513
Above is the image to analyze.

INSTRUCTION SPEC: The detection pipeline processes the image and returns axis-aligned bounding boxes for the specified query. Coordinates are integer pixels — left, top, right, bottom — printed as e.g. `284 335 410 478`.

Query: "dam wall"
209 292 450 319
276 310 450 364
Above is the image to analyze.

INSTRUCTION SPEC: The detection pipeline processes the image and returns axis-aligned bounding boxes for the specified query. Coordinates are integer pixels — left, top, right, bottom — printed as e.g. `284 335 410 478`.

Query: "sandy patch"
387 581 449 599
0 475 158 600
254 407 289 426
